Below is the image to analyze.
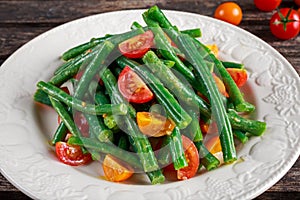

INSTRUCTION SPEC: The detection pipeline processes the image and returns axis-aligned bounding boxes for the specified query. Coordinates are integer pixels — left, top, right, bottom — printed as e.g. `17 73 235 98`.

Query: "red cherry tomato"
226 68 248 88
177 135 200 180
163 135 199 180
74 112 89 137
254 0 282 12
214 2 243 25
295 0 300 7
118 66 154 104
55 142 92 166
270 8 300 40
118 31 154 59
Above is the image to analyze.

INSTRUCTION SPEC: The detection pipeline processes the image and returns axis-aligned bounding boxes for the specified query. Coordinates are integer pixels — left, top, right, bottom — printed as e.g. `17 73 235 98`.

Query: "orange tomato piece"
136 112 175 137
205 136 224 164
102 154 134 182
213 73 229 97
206 44 219 57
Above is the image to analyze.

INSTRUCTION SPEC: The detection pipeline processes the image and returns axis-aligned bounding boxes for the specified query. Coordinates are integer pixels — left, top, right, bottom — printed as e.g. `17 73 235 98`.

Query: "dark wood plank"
0 0 299 199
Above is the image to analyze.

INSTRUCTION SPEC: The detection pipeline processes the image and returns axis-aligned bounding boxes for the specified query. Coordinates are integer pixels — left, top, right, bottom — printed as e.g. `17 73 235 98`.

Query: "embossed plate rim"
0 9 299 200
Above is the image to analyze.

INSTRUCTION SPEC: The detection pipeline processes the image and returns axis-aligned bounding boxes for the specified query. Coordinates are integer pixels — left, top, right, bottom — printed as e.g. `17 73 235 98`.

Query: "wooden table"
0 0 299 199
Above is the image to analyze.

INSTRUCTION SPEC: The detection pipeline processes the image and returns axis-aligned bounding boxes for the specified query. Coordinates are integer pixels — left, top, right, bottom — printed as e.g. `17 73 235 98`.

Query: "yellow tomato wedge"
205 136 224 164
102 154 134 182
213 73 229 97
206 44 219 57
136 112 175 137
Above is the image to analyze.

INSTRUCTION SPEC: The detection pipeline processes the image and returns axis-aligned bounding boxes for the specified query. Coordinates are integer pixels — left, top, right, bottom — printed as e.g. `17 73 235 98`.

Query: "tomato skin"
55 142 92 166
270 8 300 40
226 68 248 88
214 2 243 25
118 66 154 103
254 0 282 12
118 31 154 59
177 135 200 180
102 154 134 182
136 112 175 137
294 0 300 6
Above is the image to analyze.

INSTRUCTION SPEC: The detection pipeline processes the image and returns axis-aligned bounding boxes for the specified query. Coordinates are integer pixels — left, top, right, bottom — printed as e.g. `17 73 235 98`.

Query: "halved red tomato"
163 135 199 180
118 66 154 103
118 31 154 59
55 142 92 166
177 135 200 180
226 68 248 87
102 154 134 182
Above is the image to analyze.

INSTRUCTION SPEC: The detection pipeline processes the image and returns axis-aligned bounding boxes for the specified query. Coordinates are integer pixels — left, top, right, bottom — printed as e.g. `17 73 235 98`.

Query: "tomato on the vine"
270 8 300 40
254 0 282 12
214 2 243 25
295 0 300 7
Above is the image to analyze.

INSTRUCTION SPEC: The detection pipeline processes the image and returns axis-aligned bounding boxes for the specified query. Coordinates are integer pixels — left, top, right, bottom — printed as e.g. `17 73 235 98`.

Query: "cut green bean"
195 141 220 171
49 96 81 138
68 136 142 169
142 51 211 118
167 127 188 170
228 109 266 136
61 35 113 61
37 81 127 115
196 42 255 112
233 130 248 144
177 34 236 163
181 28 202 38
221 61 244 69
33 89 52 107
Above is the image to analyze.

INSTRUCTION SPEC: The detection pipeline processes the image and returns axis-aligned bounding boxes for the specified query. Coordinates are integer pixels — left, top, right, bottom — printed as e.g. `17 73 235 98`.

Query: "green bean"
85 114 113 142
37 81 127 115
51 47 99 86
177 34 236 163
181 28 202 38
194 141 220 171
166 127 188 170
233 130 248 144
50 121 68 145
49 96 81 137
142 12 195 82
61 35 113 61
142 50 211 118
33 89 52 107
197 42 255 112
228 109 266 136
221 61 244 69
68 136 142 169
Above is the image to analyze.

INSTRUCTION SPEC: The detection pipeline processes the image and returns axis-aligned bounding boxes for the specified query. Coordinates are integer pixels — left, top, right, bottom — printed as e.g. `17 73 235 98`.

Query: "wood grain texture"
0 0 299 199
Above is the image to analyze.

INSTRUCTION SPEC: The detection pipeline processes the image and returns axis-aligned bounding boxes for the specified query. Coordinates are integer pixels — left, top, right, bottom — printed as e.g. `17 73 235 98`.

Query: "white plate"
0 9 299 200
